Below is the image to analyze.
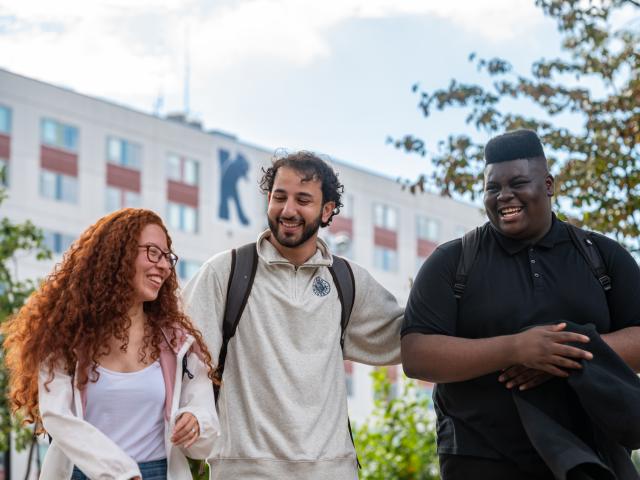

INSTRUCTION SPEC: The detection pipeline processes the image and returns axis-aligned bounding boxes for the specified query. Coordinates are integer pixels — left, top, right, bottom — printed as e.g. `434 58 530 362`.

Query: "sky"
0 0 569 183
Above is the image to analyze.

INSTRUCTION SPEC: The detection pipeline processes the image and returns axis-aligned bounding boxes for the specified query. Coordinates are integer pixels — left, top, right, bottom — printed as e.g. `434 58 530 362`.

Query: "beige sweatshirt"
182 230 403 479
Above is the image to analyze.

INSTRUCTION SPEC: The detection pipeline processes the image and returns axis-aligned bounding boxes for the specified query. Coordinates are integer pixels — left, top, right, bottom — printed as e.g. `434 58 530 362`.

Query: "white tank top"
84 361 166 462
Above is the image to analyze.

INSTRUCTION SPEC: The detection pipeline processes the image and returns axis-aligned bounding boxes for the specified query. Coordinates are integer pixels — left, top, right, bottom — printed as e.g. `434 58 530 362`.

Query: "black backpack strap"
454 226 483 300
565 224 612 292
182 354 194 380
328 255 356 349
215 242 258 400
328 255 360 468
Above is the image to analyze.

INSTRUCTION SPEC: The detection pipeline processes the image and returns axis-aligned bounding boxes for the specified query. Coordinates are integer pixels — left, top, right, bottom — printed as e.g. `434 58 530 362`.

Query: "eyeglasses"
138 244 179 268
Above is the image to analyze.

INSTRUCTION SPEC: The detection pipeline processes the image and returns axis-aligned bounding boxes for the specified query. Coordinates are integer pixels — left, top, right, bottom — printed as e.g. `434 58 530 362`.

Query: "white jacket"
38 330 220 480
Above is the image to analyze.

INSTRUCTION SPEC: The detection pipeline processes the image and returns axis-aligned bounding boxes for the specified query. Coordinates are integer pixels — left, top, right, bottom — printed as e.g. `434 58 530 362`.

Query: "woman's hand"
171 412 200 448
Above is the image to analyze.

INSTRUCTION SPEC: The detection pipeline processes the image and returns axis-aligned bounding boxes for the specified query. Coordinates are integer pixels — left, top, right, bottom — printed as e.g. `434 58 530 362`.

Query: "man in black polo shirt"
401 129 640 479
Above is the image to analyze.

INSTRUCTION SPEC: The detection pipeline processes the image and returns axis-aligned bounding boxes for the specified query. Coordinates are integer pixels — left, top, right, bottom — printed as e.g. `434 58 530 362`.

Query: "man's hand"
499 365 553 390
512 323 592 378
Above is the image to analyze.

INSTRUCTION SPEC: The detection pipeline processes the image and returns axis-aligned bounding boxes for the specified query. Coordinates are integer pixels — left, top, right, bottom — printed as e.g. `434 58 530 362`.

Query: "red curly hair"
3 208 216 428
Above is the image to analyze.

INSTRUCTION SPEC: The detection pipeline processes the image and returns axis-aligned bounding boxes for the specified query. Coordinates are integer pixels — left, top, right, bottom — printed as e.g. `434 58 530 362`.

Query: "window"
107 136 142 169
168 202 198 233
374 246 398 272
0 158 7 187
167 153 199 186
178 259 201 281
373 203 397 230
41 118 78 151
106 186 141 212
43 231 75 254
344 361 355 397
322 231 353 259
341 194 353 218
417 216 440 242
40 170 78 203
0 105 11 134
345 373 354 397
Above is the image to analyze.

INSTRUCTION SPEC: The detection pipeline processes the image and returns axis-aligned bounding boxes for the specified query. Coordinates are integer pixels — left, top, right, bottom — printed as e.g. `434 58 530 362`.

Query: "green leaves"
391 0 640 250
354 368 439 480
0 185 50 452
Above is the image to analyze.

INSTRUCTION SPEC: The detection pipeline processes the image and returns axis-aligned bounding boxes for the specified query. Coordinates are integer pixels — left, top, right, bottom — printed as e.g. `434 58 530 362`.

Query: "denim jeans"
71 458 167 480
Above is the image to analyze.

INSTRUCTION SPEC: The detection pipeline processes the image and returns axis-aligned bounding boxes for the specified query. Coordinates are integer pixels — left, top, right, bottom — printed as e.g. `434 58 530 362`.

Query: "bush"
354 368 439 480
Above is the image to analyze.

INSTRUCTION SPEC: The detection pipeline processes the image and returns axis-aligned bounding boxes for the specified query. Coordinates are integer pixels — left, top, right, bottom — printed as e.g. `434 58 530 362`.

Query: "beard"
268 212 322 248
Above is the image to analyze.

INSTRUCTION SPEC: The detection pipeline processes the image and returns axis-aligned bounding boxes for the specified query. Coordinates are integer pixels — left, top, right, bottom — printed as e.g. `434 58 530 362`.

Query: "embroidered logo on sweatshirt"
312 277 331 296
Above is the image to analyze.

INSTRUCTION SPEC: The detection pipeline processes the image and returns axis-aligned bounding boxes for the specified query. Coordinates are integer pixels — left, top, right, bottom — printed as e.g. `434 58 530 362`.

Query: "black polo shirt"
402 215 640 472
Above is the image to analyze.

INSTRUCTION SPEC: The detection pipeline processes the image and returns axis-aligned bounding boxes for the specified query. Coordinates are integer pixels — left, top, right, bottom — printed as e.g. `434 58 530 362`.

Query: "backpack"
453 222 612 300
213 242 361 467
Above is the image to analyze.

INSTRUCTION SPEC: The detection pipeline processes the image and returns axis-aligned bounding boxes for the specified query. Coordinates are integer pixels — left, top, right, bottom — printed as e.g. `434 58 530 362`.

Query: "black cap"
484 129 545 164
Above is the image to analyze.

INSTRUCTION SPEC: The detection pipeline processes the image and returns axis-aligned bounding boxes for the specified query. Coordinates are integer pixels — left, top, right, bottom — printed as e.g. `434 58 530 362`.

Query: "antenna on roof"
153 89 164 116
183 25 190 117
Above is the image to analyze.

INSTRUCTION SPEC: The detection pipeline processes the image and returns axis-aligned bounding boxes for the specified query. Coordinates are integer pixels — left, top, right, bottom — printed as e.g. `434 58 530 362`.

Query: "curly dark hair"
259 150 344 227
2 208 217 429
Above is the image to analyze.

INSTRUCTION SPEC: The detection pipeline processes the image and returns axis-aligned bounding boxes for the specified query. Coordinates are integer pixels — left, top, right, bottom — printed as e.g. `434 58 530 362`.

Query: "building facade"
0 68 483 477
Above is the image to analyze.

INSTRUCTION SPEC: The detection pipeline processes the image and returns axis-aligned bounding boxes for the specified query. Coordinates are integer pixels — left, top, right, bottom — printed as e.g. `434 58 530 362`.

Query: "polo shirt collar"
490 213 566 255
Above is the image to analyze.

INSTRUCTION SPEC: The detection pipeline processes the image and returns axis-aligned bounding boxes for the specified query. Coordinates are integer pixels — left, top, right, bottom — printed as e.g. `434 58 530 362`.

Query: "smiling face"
267 166 334 253
483 158 554 243
132 223 172 304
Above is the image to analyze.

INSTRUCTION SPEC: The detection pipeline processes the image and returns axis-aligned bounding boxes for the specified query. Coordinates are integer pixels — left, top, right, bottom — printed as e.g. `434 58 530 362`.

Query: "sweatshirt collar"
256 229 333 267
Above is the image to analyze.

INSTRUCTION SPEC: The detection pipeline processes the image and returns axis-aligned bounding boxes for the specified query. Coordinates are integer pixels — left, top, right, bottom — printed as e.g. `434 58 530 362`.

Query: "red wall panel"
328 216 353 236
107 163 141 192
374 226 397 250
167 180 198 207
417 239 437 258
0 134 10 159
40 145 78 176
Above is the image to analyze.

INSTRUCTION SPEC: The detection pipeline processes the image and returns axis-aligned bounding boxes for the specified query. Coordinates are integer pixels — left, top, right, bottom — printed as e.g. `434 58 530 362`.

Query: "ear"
545 174 554 197
321 201 335 224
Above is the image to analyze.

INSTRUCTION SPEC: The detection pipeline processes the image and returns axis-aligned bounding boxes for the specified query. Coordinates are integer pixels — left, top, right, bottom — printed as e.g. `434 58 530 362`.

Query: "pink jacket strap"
159 338 177 421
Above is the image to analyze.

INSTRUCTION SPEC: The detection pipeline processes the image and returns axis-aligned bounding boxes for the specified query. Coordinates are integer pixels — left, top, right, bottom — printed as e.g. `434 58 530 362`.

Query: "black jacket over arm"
513 322 640 480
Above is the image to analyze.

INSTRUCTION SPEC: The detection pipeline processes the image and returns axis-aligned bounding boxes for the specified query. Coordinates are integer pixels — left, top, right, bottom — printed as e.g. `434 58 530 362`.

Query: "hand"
171 412 200 448
512 323 593 377
499 365 553 390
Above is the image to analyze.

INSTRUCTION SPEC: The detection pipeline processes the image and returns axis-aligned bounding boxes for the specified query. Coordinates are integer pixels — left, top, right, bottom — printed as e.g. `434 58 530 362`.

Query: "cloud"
187 0 544 72
0 0 545 111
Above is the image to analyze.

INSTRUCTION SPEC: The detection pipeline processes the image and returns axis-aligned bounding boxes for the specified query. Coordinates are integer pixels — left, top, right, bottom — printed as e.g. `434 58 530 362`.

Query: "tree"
354 368 439 480
0 183 50 461
390 0 640 250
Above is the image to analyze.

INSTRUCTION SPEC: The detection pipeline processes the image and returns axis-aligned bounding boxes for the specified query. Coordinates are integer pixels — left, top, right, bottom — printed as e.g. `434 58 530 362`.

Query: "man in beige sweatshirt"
183 151 403 479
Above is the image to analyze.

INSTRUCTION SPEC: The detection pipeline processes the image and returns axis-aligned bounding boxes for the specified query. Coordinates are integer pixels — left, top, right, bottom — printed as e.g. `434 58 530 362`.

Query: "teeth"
500 207 522 216
281 222 300 228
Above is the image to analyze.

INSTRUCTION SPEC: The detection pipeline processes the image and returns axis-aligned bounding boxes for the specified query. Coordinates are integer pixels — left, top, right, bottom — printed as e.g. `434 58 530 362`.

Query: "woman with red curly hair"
3 208 220 480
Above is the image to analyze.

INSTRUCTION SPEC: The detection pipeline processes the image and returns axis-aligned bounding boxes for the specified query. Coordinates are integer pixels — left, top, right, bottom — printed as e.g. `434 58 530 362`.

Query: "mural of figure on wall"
219 149 250 225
